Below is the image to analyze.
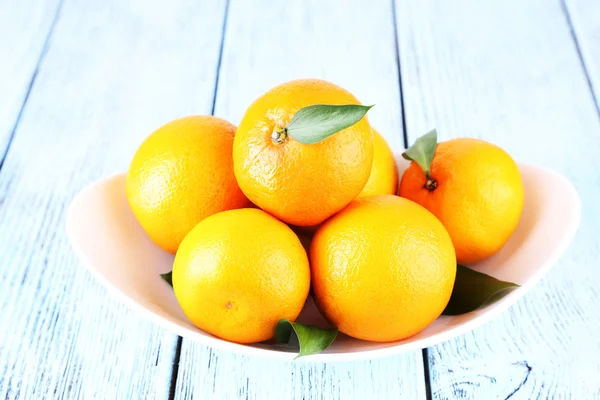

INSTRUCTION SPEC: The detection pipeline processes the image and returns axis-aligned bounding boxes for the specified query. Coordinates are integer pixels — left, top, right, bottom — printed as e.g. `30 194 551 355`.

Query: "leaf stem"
424 174 438 191
270 127 288 145
402 129 439 191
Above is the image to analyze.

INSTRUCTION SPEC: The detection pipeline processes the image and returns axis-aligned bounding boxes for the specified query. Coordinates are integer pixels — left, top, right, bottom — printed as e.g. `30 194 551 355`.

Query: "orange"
310 195 456 342
233 79 374 226
358 128 399 197
399 138 524 265
172 208 310 344
126 116 250 254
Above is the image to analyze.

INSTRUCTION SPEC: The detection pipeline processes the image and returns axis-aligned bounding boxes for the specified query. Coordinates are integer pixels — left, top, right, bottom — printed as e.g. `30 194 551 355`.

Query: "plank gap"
168 337 183 400
0 0 66 173
391 0 409 148
421 348 433 400
560 0 600 118
210 0 232 116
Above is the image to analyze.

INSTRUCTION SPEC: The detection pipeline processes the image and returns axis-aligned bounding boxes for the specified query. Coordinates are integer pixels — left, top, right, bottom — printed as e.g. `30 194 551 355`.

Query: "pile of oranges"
126 79 524 346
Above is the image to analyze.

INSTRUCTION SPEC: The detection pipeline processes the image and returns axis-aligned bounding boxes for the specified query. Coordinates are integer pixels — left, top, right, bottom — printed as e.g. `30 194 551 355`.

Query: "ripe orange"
126 116 250 254
172 208 310 344
399 138 524 265
310 195 456 342
233 79 374 226
358 128 399 197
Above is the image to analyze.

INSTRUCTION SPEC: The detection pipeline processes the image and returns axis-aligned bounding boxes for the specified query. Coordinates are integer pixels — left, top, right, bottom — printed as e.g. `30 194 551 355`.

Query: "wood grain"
213 0 406 151
177 344 425 400
0 0 227 397
2 0 598 398
395 0 600 398
0 0 62 158
564 0 600 111
174 0 426 399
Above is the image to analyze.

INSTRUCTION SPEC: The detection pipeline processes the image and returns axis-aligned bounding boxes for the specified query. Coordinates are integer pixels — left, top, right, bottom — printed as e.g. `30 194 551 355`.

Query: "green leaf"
401 129 438 177
284 104 373 144
160 271 173 287
275 319 338 359
442 265 519 315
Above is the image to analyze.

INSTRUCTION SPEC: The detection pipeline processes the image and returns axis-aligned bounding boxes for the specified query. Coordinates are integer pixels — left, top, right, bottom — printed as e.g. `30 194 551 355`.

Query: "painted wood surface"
395 0 600 398
176 345 426 400
0 0 598 398
0 0 62 158
212 0 406 150
173 1 426 398
565 0 600 110
0 0 227 398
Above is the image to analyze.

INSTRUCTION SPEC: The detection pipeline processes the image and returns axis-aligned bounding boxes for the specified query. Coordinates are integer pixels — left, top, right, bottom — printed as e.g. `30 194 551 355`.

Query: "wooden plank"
174 0 426 399
395 0 600 398
213 0 406 151
564 0 600 112
0 0 62 157
177 345 425 399
0 0 227 398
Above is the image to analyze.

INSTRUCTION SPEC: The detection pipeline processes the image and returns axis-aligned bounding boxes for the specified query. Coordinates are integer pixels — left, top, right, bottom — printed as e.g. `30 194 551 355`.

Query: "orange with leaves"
232 79 374 226
399 131 524 264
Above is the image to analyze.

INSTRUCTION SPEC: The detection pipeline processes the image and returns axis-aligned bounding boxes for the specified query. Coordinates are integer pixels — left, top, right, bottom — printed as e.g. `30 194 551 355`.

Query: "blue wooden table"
1 0 599 398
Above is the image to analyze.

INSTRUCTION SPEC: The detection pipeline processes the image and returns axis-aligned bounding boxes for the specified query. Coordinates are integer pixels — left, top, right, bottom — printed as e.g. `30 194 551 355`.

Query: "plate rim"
66 162 582 362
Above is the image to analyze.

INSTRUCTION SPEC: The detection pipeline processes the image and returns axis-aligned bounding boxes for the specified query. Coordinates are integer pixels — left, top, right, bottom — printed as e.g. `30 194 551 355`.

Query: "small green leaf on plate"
160 271 173 287
442 264 519 315
402 129 438 177
275 319 338 359
284 104 373 144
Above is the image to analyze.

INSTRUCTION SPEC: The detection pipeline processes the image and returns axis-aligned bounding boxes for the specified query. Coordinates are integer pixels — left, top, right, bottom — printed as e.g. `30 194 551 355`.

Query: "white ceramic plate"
66 155 581 362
